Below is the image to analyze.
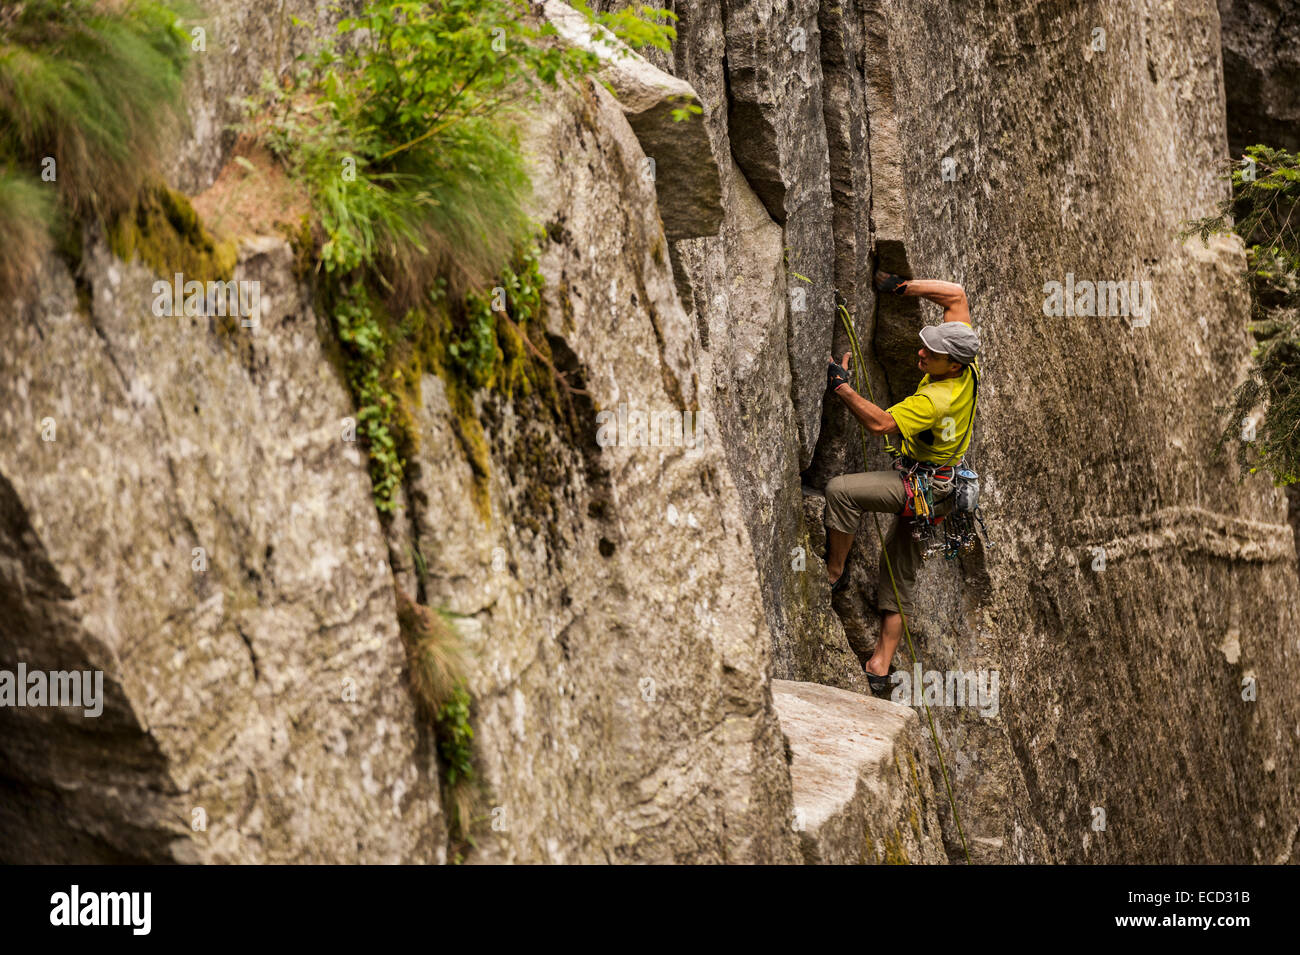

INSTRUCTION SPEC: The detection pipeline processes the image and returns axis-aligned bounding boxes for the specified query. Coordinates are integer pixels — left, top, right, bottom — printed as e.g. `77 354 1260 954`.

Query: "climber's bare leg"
866 611 903 678
826 528 854 583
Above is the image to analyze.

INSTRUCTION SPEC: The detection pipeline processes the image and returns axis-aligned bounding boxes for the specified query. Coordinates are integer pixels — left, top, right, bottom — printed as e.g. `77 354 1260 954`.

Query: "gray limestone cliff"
0 0 1296 864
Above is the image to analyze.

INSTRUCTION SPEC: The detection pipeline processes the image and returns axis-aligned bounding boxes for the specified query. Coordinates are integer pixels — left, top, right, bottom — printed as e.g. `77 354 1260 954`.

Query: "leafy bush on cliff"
253 0 676 305
1185 145 1300 485
247 0 675 513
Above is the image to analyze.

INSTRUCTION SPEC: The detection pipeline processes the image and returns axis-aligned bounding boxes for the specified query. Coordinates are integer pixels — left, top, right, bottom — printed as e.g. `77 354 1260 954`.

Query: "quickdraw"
896 458 954 519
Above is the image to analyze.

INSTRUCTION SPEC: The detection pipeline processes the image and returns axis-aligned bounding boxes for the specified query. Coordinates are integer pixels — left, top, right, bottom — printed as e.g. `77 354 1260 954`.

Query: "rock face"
654 1 873 696
0 236 443 863
1217 0 1300 155
397 81 802 863
714 0 838 469
773 679 946 864
1 0 1296 865
631 0 1300 863
543 0 722 240
860 0 1300 862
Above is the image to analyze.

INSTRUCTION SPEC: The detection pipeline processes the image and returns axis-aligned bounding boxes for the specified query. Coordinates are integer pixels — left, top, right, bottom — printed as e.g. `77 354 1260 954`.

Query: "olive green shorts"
824 470 952 618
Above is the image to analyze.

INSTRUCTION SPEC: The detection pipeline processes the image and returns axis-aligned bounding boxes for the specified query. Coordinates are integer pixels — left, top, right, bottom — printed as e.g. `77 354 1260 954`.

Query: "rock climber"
824 271 981 694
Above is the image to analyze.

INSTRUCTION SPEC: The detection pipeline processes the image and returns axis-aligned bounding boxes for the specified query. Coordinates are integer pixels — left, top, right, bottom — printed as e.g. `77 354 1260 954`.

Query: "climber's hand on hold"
828 353 852 394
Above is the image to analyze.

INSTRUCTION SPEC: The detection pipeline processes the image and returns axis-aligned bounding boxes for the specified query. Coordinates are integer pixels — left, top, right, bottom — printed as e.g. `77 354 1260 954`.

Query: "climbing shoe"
875 270 910 295
865 668 896 696
829 570 850 594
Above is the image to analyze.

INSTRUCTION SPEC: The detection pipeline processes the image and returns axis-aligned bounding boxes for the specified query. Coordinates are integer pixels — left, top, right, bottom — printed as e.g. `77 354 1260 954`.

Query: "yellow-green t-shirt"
886 358 979 464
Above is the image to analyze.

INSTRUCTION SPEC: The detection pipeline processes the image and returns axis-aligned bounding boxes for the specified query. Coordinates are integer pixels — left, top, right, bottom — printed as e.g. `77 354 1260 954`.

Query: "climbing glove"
828 360 851 392
875 271 909 295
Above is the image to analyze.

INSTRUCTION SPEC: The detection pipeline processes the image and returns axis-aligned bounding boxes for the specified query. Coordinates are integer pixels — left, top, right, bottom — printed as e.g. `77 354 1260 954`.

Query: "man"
824 272 981 693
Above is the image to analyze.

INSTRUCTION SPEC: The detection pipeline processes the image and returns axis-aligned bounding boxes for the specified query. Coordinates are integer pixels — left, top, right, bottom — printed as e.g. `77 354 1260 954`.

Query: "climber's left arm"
833 382 900 436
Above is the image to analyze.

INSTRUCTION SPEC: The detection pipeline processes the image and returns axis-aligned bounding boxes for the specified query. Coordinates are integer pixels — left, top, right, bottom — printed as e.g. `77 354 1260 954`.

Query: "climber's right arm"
900 279 970 324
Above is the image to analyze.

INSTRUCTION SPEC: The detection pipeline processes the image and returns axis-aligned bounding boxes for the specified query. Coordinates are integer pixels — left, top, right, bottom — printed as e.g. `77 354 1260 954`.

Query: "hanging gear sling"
835 298 987 865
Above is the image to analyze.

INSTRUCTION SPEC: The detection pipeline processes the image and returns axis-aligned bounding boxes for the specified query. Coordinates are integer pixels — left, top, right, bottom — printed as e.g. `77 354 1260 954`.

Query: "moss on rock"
108 183 236 282
882 828 910 865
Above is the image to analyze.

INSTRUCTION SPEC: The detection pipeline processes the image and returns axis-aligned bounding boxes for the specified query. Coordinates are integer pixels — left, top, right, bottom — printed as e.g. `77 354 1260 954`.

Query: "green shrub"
448 291 501 390
247 1 674 513
332 282 407 511
436 685 474 787
450 243 546 391
254 0 675 308
1184 145 1300 485
436 685 475 839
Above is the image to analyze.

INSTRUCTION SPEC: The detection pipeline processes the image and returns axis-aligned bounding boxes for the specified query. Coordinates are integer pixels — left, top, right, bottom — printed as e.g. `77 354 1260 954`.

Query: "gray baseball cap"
919 322 980 363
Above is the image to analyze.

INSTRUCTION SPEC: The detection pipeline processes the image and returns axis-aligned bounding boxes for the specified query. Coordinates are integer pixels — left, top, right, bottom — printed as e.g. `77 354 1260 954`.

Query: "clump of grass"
0 0 194 297
396 587 467 717
395 587 477 839
0 0 192 223
0 167 54 296
250 78 532 313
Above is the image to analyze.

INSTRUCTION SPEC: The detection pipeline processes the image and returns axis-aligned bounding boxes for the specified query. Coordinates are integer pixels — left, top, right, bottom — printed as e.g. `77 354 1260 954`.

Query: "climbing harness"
893 456 991 560
836 297 975 864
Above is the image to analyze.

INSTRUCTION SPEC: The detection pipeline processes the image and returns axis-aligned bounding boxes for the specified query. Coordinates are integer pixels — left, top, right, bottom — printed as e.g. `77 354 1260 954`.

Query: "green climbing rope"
836 301 972 865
